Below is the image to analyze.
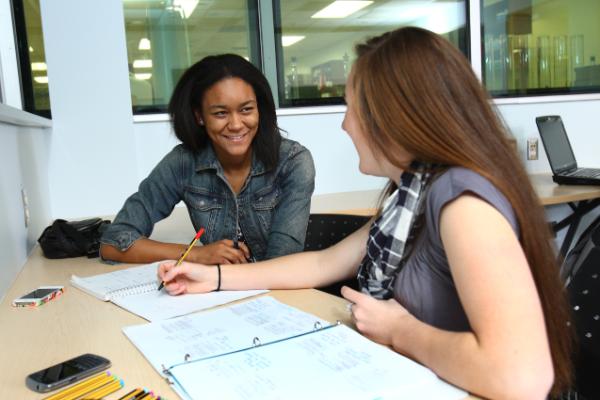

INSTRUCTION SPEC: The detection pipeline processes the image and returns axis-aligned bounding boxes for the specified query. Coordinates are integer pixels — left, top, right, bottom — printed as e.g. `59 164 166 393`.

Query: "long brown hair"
351 27 573 395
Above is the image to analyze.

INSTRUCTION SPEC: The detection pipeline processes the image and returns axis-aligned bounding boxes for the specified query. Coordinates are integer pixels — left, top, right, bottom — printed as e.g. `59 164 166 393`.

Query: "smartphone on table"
11 286 64 307
26 353 111 392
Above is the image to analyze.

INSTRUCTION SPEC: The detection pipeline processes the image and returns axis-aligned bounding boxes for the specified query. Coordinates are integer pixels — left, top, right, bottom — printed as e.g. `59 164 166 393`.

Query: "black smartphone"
25 353 111 393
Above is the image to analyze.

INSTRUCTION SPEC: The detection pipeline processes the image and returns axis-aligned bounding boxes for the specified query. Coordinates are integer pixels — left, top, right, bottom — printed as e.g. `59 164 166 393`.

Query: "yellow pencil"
57 375 117 400
157 227 205 290
79 378 124 399
42 372 111 400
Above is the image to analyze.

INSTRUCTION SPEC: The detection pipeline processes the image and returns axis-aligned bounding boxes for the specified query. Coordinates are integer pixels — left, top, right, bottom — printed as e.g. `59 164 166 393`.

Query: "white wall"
0 115 51 299
40 0 139 218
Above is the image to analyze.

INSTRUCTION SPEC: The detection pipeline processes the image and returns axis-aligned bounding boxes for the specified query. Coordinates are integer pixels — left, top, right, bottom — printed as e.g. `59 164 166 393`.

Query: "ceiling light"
138 38 151 50
282 36 305 47
133 59 153 69
34 76 48 84
31 62 47 71
312 1 373 19
134 73 152 80
173 0 199 19
29 46 34 52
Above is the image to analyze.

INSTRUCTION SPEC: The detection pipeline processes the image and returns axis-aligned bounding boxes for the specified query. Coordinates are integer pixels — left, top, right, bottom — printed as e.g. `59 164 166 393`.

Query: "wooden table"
530 173 600 206
0 247 476 399
530 173 600 255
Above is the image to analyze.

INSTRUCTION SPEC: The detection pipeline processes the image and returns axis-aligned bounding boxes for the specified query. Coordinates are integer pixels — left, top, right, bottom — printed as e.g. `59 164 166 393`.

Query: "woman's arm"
264 144 315 258
100 146 250 264
100 238 250 264
158 221 370 294
344 194 553 400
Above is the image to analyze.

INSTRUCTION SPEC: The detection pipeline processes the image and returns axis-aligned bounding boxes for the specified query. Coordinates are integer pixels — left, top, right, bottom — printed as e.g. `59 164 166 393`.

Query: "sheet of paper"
170 324 467 400
122 296 329 374
113 289 268 321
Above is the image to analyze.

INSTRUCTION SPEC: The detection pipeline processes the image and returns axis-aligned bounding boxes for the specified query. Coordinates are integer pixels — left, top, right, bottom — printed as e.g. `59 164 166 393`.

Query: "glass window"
273 0 468 107
123 0 260 114
482 0 600 97
12 0 51 117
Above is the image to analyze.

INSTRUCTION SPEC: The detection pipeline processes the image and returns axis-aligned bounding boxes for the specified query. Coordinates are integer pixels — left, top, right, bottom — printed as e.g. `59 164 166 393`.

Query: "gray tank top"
392 167 518 332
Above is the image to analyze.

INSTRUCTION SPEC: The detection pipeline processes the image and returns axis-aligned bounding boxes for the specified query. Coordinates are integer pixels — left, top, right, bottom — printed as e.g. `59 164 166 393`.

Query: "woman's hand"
341 286 414 347
189 240 251 264
158 261 219 295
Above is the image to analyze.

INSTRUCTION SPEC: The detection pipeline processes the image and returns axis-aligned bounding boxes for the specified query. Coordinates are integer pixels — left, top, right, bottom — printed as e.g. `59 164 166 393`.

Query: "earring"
199 119 204 126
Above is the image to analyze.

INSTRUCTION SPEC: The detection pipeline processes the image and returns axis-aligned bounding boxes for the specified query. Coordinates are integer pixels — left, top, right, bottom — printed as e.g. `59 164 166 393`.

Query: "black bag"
38 218 111 259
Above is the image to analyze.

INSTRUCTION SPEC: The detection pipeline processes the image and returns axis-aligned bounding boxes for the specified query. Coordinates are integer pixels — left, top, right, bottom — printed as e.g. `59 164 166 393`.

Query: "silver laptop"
536 115 600 185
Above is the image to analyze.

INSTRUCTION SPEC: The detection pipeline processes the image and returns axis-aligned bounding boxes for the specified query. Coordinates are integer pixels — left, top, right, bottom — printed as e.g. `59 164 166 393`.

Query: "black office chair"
304 213 372 296
560 215 600 399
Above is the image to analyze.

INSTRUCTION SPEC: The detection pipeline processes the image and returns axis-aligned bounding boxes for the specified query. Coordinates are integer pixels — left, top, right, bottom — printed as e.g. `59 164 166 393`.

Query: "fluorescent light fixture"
133 59 153 69
173 0 199 18
34 76 48 84
312 1 373 19
134 73 152 80
138 38 151 50
282 35 305 47
418 2 465 35
31 62 47 71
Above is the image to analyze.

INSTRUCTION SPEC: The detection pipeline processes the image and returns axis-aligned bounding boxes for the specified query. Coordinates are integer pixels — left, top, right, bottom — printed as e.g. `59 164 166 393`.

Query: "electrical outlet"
527 137 539 160
21 188 30 228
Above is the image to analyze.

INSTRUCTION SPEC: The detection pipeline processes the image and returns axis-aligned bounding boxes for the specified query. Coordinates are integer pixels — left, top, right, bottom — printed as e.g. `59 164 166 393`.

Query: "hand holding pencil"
157 227 205 291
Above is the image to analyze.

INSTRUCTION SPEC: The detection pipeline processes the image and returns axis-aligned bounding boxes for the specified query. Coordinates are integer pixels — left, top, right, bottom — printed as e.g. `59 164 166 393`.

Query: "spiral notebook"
70 262 267 321
123 297 467 400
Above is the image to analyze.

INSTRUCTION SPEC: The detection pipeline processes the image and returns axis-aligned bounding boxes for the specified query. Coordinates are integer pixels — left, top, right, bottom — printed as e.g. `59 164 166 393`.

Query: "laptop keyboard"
567 168 600 178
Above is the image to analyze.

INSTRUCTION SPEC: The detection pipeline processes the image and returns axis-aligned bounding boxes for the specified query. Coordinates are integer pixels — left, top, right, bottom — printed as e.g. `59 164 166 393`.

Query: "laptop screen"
536 116 577 173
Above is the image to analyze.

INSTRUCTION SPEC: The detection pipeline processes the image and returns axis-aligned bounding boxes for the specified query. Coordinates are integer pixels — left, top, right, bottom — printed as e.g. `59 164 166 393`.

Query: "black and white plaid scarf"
357 162 435 299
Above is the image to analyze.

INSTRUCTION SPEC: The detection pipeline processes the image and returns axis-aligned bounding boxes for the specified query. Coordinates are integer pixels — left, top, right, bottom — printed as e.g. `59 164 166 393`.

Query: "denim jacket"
101 138 315 261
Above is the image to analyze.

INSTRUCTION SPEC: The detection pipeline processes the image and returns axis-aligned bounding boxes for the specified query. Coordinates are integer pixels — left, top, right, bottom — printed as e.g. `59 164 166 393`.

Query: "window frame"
12 0 50 118
478 0 600 99
10 0 600 118
129 0 262 116
271 0 472 108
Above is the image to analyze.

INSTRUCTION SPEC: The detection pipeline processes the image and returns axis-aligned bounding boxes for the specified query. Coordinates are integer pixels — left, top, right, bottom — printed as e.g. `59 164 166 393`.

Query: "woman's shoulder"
430 167 504 197
277 138 314 168
427 167 518 232
279 137 311 157
273 138 315 182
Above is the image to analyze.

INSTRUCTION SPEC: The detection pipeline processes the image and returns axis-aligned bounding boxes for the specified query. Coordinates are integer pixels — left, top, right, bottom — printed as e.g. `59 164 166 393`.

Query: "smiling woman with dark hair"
101 54 315 265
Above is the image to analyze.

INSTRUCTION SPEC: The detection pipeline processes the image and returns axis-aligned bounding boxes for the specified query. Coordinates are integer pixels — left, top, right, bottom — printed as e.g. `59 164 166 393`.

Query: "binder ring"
253 337 261 347
161 364 174 385
184 353 191 362
313 321 322 330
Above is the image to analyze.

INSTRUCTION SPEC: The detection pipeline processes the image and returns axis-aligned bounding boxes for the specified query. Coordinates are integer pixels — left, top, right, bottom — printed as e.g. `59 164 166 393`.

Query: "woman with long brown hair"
158 27 573 399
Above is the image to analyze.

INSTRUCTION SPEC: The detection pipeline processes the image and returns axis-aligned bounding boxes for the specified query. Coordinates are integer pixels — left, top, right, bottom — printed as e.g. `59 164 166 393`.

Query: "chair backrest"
304 213 371 251
563 215 600 398
304 213 372 296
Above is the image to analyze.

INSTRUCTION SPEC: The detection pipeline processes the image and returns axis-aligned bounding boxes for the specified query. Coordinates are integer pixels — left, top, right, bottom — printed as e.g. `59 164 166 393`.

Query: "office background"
1 0 599 300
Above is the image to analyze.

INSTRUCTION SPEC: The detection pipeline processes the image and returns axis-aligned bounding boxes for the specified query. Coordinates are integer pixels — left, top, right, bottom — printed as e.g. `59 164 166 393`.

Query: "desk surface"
530 173 600 206
0 248 476 399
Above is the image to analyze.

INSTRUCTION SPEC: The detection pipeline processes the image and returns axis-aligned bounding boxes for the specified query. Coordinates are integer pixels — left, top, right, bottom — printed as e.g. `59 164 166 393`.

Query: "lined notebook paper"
70 262 267 321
